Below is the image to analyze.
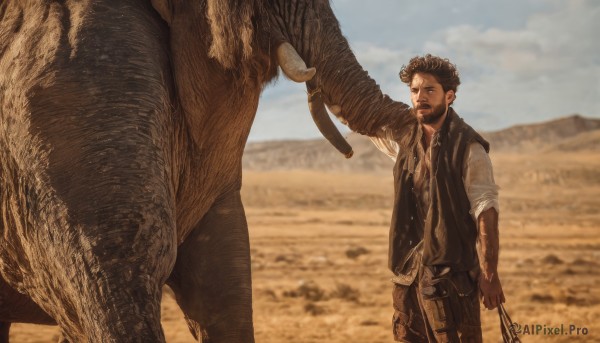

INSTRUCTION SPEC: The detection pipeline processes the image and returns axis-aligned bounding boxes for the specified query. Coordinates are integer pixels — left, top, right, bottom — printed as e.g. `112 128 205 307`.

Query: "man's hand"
479 271 505 310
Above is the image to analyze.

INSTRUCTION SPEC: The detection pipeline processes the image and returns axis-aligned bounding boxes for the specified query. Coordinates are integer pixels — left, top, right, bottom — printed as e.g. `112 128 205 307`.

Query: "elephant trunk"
312 51 416 140
306 87 354 158
303 5 417 142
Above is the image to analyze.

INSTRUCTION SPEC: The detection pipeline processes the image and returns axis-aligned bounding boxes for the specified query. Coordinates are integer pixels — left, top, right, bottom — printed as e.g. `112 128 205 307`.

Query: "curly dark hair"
399 54 461 94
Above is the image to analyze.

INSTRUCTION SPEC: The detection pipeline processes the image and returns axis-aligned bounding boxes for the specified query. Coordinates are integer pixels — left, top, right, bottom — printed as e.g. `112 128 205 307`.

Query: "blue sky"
248 0 599 142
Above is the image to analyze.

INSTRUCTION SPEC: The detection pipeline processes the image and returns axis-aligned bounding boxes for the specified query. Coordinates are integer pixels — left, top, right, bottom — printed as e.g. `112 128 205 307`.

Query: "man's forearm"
477 207 499 278
477 207 505 309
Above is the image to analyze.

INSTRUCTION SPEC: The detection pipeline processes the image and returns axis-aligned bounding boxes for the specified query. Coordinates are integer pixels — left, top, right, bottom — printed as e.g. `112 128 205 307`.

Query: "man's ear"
152 0 173 25
446 90 456 105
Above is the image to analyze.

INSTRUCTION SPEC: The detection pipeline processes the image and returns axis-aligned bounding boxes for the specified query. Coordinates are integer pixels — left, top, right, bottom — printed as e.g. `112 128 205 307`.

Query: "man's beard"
417 102 447 124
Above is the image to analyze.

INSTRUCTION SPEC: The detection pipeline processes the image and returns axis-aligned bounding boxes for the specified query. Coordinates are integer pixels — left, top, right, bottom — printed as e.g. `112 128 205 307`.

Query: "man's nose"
417 91 427 101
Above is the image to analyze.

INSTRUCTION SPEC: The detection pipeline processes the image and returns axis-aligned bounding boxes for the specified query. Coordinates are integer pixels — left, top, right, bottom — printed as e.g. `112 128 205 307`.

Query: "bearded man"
370 54 505 342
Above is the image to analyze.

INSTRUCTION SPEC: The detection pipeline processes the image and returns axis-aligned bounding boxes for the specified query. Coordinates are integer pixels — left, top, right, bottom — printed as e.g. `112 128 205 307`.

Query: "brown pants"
392 265 482 342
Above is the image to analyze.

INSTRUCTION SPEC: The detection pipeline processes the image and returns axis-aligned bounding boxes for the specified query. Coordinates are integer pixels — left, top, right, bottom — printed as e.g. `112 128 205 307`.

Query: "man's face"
409 72 455 125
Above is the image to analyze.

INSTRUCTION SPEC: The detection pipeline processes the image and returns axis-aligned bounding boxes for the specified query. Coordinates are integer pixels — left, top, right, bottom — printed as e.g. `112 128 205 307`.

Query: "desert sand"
9 121 600 342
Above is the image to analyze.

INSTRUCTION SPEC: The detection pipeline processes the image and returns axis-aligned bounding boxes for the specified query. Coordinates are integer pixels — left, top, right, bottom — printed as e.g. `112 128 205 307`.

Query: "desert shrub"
283 280 327 301
530 293 554 303
330 283 361 303
304 302 326 316
360 320 379 326
571 258 596 266
274 254 298 263
345 246 370 259
541 254 563 265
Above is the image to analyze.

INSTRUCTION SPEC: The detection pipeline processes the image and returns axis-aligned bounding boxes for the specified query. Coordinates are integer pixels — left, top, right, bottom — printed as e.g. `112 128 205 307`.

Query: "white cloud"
421 0 600 129
434 0 598 75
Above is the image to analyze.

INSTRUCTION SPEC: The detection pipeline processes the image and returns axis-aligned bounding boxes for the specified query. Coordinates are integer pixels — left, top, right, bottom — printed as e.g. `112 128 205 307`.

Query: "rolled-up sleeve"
370 127 400 161
463 142 500 222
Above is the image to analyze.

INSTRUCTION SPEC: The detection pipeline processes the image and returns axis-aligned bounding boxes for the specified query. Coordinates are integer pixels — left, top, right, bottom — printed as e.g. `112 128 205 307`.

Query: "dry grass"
10 152 600 342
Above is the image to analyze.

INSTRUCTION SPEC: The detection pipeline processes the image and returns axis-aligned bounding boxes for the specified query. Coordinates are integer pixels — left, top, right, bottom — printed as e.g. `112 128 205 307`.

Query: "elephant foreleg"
168 190 254 343
0 322 9 343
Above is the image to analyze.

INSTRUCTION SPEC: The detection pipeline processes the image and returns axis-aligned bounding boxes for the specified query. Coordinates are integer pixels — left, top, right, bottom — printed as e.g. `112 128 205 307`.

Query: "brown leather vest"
389 108 490 274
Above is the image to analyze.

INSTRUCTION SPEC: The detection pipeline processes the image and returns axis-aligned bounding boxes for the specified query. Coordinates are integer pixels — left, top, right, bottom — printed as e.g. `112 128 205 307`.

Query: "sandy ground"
9 152 600 342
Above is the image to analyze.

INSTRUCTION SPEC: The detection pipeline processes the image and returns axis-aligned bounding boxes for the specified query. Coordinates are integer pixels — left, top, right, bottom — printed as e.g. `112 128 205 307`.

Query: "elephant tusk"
276 42 316 83
307 87 354 159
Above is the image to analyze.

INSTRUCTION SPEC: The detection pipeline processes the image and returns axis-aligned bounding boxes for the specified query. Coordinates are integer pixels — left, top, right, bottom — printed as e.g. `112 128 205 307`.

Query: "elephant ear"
207 0 258 69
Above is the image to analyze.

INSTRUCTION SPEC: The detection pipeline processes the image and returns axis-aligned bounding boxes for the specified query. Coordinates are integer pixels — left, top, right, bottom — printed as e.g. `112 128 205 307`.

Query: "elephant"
0 0 416 342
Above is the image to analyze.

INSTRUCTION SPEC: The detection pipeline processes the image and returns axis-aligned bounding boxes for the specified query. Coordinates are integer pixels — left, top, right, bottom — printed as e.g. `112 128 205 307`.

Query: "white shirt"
370 130 499 222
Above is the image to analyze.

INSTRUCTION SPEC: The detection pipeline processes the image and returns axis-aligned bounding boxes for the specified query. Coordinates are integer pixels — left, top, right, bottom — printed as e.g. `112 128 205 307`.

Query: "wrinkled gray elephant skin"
0 0 415 342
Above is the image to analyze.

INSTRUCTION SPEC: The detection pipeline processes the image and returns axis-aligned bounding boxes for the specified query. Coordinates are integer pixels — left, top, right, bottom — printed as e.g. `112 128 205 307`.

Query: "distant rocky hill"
544 129 600 152
482 114 600 152
242 114 600 172
242 133 394 173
